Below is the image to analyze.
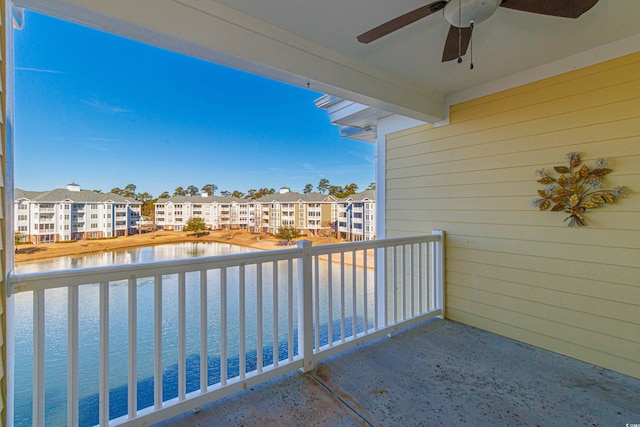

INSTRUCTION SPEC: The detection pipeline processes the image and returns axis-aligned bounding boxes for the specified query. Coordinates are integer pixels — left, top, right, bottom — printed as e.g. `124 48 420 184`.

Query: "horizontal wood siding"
385 53 640 378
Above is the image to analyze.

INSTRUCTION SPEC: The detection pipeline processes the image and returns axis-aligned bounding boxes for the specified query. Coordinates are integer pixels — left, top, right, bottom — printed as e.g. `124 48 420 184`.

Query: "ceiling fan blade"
499 0 599 18
442 25 472 62
357 1 447 44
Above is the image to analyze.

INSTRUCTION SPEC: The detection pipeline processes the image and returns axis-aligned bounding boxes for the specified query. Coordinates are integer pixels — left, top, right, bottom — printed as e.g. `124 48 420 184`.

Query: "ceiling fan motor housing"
443 0 501 27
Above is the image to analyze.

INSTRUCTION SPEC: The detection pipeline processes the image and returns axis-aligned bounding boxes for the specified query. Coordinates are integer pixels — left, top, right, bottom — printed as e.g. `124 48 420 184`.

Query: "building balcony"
9 232 639 426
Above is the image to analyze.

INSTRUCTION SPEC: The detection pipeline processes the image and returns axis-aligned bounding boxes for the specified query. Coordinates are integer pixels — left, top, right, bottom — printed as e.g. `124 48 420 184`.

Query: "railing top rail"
8 246 301 294
8 233 442 294
310 234 440 256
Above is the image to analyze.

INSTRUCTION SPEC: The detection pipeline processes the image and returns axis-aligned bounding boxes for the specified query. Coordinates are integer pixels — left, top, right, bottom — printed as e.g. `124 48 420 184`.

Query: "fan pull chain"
457 0 462 63
470 21 474 70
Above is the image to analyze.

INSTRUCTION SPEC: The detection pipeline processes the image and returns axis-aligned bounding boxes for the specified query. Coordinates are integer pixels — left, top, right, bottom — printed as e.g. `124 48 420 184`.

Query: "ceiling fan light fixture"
443 0 501 27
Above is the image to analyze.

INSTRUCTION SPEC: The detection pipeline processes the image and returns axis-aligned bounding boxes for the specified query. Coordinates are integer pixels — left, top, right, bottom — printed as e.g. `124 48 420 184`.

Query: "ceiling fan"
357 0 599 66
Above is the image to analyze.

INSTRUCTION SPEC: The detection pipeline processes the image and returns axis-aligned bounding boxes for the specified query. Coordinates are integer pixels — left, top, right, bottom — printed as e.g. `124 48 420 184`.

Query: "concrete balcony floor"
157 319 639 426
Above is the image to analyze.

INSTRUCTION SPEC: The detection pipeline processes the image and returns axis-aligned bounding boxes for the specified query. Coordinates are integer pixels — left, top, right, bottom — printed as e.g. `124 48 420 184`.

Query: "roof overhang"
14 0 640 124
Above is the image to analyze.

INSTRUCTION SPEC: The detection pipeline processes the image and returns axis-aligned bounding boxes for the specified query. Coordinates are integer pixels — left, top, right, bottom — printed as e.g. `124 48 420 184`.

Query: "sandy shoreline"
15 230 374 268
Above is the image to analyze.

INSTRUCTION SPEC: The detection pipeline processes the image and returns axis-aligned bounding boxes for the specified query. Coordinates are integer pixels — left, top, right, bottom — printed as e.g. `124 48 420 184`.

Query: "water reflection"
15 242 250 274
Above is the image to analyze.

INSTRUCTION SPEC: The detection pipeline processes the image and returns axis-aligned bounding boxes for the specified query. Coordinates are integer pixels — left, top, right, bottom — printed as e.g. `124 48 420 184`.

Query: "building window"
17 215 27 221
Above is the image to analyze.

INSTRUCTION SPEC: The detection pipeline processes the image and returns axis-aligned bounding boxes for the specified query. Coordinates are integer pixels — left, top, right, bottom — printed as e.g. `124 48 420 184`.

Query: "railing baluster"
340 252 345 343
99 281 109 427
352 249 357 338
128 277 138 418
239 264 246 378
154 275 163 409
272 261 279 367
363 249 368 335
410 244 415 318
418 243 424 314
200 269 208 392
68 286 79 427
33 289 45 427
424 243 433 310
392 246 397 324
256 263 263 373
220 268 228 385
327 256 333 347
375 248 381 329
381 247 387 327
287 260 293 362
313 256 320 350
402 244 407 321
178 272 186 400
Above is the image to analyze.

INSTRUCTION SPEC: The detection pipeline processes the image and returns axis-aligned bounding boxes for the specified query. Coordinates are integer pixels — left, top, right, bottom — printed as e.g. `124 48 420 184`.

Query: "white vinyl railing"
8 231 444 427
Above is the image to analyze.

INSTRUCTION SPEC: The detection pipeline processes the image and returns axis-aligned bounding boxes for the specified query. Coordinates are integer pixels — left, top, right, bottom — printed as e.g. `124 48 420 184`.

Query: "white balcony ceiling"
19 0 640 122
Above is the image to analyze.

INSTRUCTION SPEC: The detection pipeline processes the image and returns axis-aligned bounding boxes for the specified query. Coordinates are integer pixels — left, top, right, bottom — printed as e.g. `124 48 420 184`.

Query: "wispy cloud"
88 137 119 143
348 150 375 164
297 162 315 171
15 66 65 74
83 95 132 114
84 143 110 152
84 137 119 151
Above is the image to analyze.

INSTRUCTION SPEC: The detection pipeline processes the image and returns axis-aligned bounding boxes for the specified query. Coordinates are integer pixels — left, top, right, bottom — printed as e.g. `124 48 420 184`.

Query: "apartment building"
336 189 376 241
254 187 338 236
154 193 248 231
155 187 375 240
15 183 142 244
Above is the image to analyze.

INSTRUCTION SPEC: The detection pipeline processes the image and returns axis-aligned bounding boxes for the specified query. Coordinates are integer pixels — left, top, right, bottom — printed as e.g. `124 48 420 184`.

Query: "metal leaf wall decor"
531 152 628 227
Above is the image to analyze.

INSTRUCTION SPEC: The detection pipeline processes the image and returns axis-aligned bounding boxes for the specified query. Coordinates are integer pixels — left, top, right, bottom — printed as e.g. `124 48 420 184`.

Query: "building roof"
15 188 141 204
155 192 338 204
338 189 376 202
155 195 240 204
255 191 336 203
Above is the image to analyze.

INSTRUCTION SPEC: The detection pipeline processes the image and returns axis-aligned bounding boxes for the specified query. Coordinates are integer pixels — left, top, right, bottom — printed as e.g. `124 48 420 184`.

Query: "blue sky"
14 11 375 197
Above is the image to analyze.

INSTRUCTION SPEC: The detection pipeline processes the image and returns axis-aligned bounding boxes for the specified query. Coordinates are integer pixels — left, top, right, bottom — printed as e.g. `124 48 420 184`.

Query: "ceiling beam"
16 0 446 122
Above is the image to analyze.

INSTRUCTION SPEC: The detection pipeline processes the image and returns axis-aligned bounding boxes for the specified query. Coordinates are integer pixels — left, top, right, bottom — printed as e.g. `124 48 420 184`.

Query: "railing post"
297 240 314 372
432 230 445 319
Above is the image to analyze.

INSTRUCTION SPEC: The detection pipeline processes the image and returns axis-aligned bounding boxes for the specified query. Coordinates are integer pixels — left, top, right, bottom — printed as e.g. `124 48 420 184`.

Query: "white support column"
297 240 313 372
3 1 16 424
374 115 426 331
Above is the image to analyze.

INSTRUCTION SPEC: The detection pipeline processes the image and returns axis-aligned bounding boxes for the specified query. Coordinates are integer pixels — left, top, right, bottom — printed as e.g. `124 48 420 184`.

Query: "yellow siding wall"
386 53 640 378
